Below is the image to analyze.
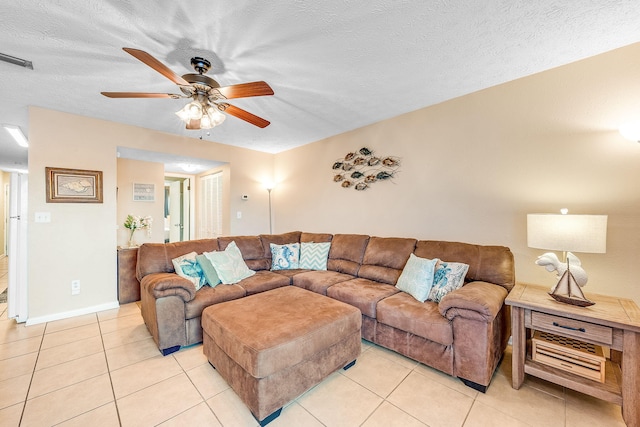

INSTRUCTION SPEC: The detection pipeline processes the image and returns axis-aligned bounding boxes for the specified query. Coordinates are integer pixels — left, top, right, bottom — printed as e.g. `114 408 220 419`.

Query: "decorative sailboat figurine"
549 258 595 307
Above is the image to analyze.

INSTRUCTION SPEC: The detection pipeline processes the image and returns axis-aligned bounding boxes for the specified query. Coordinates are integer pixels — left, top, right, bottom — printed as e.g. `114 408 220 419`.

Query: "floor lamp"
266 185 273 234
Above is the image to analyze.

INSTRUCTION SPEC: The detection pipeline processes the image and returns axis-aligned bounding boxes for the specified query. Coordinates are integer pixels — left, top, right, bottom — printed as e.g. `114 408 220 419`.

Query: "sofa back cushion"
259 231 302 258
136 239 218 281
414 240 515 291
300 232 333 243
358 237 417 285
327 234 370 275
218 235 270 271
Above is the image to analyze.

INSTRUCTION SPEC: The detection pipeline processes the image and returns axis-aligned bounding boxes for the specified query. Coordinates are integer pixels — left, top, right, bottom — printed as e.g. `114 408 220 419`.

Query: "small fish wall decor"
332 147 400 191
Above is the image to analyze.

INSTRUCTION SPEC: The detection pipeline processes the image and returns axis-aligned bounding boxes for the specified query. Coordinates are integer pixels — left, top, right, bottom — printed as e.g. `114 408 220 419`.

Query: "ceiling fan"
101 48 274 129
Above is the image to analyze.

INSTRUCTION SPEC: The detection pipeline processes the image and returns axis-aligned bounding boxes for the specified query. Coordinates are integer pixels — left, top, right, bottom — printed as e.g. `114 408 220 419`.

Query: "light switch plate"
35 212 51 223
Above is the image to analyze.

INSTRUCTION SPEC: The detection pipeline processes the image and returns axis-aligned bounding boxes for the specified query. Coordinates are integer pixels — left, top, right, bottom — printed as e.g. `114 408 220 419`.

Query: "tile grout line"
96 312 124 427
32 314 119 426
17 316 47 426
172 356 226 427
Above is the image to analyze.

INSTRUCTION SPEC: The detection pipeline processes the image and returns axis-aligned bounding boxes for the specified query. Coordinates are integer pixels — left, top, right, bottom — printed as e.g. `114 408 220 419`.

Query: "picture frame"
46 167 103 203
133 183 155 202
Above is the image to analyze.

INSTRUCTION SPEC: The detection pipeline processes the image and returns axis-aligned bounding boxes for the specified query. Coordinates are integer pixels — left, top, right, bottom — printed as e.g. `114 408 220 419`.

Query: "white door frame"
8 173 28 322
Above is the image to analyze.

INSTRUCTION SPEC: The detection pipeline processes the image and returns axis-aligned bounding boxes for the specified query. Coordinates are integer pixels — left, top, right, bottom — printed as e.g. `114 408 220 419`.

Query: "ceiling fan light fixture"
175 101 203 122
106 48 272 129
201 105 226 129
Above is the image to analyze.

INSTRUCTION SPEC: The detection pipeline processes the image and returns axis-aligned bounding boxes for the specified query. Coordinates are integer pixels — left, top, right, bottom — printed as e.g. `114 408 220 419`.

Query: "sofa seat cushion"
376 292 453 346
327 278 400 317
272 269 311 281
235 270 290 295
184 284 246 320
292 270 355 295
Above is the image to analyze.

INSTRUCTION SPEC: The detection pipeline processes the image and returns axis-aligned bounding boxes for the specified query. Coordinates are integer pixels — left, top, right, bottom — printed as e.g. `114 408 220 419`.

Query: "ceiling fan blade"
101 92 179 98
222 104 271 128
186 118 201 130
215 81 274 99
122 47 190 86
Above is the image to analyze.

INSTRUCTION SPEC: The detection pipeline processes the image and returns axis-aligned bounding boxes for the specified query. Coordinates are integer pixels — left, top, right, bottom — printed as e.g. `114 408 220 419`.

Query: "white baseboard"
26 301 120 326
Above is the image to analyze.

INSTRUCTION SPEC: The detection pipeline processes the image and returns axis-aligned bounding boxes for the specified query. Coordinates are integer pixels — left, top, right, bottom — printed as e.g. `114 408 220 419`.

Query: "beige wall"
274 43 640 304
116 158 165 247
27 108 275 321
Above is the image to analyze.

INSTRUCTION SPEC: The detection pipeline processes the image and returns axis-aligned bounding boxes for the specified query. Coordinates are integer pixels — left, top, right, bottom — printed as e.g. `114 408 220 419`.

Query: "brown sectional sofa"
136 231 515 391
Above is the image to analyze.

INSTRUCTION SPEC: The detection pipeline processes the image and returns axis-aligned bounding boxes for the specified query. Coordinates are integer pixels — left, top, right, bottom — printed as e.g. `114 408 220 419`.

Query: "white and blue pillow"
299 242 331 270
205 241 255 284
270 243 300 270
427 261 469 303
396 254 439 302
172 251 207 291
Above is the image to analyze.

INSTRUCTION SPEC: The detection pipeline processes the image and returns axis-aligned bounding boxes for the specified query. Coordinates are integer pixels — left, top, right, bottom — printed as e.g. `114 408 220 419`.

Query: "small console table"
117 247 140 304
506 283 640 427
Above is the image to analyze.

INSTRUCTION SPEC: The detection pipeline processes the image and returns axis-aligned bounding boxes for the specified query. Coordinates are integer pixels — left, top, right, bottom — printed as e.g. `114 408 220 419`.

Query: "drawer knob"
552 321 585 332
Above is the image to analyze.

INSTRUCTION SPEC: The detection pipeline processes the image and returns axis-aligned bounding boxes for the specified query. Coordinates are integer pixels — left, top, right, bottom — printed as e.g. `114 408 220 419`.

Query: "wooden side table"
117 247 140 304
506 283 640 427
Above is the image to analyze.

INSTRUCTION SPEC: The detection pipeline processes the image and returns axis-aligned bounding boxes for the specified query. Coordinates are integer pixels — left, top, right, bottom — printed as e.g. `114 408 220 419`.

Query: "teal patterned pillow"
395 254 439 302
299 242 331 270
206 241 255 284
270 243 300 270
172 252 206 291
427 261 470 303
196 254 221 287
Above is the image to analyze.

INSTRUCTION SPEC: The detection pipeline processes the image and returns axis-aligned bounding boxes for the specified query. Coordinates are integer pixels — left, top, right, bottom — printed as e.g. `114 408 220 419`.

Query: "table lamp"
527 210 607 306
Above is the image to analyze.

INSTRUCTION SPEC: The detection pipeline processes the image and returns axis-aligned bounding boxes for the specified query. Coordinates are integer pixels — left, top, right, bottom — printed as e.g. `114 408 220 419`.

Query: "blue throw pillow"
270 243 300 270
395 253 439 302
427 261 469 303
299 242 331 270
196 253 221 287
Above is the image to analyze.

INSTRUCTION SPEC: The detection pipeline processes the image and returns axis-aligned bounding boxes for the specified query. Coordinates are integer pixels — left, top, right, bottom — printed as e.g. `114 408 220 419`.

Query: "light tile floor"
0 256 627 426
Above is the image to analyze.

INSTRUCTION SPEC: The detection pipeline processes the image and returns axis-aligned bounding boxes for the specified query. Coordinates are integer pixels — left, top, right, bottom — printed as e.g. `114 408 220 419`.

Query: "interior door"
169 180 182 242
182 178 190 240
8 172 28 322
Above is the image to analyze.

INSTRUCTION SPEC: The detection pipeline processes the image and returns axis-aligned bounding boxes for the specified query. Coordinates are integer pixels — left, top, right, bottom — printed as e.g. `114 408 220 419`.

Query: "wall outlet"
71 280 80 295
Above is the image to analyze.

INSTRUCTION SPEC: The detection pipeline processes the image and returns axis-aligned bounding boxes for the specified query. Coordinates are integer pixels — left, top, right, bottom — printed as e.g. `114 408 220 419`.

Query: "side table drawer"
531 312 613 346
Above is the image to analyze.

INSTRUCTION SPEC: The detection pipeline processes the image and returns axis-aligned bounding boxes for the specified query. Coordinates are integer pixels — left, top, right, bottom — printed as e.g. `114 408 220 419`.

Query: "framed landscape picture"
45 167 103 203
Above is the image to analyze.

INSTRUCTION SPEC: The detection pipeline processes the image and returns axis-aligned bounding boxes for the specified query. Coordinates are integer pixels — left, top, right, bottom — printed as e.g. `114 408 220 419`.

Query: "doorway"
7 172 27 322
164 176 190 242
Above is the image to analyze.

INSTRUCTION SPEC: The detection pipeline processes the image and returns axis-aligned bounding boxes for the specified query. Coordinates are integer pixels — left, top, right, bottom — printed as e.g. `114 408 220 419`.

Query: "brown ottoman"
202 286 361 426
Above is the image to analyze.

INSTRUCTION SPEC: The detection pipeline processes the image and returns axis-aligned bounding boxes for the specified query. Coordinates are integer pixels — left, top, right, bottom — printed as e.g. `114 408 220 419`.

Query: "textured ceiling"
1 1 640 172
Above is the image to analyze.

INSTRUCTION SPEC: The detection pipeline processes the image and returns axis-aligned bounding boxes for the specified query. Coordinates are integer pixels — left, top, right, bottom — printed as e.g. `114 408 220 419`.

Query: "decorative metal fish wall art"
331 147 400 191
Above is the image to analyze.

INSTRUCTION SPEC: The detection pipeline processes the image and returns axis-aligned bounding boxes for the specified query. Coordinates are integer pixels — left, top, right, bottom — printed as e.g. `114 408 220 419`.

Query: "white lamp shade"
527 214 607 253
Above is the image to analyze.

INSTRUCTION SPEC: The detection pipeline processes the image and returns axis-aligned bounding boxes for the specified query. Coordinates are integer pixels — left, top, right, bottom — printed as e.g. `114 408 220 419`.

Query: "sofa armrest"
141 273 196 302
438 281 508 322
